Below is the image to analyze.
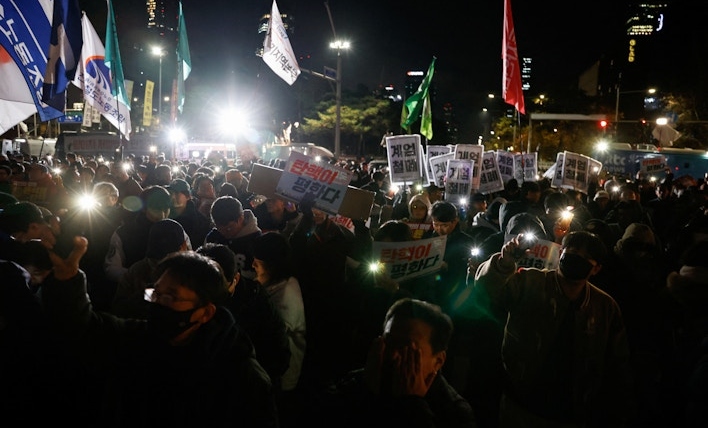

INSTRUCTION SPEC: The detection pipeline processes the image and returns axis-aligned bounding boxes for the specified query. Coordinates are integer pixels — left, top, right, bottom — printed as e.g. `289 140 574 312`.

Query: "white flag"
72 13 131 140
262 0 300 85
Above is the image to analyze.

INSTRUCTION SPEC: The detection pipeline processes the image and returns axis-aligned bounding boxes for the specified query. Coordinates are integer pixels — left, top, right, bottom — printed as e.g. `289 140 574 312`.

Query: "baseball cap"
167 179 191 196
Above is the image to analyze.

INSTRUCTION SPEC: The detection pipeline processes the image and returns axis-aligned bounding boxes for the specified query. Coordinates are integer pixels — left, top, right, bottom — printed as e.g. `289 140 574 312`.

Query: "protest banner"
504 234 562 270
454 144 483 188
445 159 473 203
249 163 374 221
385 134 423 184
372 235 447 281
559 151 601 194
331 214 355 234
478 151 505 194
428 152 454 188
426 145 452 159
551 152 564 188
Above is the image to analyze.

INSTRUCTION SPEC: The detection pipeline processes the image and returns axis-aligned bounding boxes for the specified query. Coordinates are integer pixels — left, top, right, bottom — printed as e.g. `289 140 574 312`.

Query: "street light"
151 46 164 124
329 40 350 160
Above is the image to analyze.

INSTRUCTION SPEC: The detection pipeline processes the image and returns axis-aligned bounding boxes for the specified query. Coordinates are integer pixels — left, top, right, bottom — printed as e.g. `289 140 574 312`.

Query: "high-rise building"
624 2 668 66
146 0 178 37
521 57 532 92
256 8 296 57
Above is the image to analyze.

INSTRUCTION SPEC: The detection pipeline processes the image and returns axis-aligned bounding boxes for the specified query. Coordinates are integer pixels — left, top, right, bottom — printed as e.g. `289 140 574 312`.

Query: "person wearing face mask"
42 240 279 427
473 231 633 428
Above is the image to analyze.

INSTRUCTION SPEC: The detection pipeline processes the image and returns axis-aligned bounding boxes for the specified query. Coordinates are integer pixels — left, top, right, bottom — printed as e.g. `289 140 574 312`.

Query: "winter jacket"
474 254 633 426
41 271 278 428
317 368 476 428
204 210 261 280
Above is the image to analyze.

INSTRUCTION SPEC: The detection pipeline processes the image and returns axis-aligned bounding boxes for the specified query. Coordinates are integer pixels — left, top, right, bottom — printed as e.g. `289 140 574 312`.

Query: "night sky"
76 1 703 139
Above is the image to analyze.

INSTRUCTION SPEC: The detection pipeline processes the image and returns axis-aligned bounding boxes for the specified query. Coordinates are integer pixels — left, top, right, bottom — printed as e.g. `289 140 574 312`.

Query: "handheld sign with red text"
504 234 561 270
372 235 447 282
275 151 353 215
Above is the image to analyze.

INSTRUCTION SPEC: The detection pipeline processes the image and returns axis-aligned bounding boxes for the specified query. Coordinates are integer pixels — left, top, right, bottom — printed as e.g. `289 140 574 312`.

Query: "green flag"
420 92 433 140
401 57 435 134
176 1 191 114
105 0 130 110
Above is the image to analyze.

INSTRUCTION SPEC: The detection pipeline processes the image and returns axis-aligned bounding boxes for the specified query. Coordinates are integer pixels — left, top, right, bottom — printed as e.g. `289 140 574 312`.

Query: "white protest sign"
372 235 447 281
429 152 454 188
560 151 599 193
504 234 562 270
478 151 505 194
521 153 538 181
445 159 473 203
427 145 452 159
275 151 352 215
496 150 515 184
454 144 484 189
425 145 451 184
639 155 666 176
551 152 565 188
331 214 355 234
386 134 423 184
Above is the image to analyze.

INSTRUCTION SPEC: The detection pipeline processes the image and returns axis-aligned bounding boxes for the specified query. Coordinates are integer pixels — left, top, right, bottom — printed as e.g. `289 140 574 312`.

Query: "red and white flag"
502 0 525 115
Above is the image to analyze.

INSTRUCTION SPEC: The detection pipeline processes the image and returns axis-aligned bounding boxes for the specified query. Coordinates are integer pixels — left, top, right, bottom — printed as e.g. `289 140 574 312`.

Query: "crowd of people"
1 149 707 427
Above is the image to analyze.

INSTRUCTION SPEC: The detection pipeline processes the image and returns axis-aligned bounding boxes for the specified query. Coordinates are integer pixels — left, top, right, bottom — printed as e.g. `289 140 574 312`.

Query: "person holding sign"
474 231 632 427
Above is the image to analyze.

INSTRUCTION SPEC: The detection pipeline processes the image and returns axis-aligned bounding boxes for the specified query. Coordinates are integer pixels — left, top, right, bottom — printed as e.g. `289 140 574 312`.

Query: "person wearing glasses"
473 231 633 427
43 240 279 427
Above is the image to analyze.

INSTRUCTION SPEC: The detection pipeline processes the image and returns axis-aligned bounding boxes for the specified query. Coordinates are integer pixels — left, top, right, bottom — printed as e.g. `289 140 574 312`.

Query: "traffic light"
599 119 608 134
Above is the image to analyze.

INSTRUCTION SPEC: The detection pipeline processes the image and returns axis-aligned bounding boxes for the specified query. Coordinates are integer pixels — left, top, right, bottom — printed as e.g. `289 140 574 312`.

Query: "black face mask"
147 302 199 342
559 252 594 281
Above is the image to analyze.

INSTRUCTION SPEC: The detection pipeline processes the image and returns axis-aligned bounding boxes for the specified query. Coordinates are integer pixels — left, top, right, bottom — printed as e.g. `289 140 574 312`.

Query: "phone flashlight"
470 247 480 257
369 262 383 273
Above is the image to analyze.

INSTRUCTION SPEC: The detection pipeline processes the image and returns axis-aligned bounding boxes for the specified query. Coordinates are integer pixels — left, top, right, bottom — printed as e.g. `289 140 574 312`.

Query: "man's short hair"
197 243 238 282
210 196 244 226
384 298 453 354
430 201 458 222
561 231 607 264
155 251 228 306
140 185 172 212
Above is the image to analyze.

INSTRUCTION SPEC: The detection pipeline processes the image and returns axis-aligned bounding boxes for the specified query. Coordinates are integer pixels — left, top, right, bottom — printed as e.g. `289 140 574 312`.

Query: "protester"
196 242 291 396
205 195 262 280
43 244 279 427
474 231 633 426
315 297 476 428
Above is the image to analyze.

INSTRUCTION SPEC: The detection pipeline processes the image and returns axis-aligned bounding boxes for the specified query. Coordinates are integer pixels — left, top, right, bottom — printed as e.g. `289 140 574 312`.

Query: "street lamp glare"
151 46 163 56
329 40 350 49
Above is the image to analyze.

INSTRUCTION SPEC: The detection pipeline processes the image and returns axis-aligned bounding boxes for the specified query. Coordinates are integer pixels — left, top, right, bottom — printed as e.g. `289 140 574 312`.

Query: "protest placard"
385 134 423 184
275 151 352 215
504 234 562 270
454 144 483 189
249 162 374 221
445 159 473 203
639 155 666 176
478 151 505 194
551 152 564 188
428 152 454 188
496 150 515 184
371 235 447 281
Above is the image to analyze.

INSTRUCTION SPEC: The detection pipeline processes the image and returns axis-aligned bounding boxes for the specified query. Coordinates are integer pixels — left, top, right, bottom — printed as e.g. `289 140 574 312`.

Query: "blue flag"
42 0 83 113
0 0 63 123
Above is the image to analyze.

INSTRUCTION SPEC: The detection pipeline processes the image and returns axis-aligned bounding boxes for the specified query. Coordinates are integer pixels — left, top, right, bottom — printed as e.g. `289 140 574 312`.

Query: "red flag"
502 0 525 115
